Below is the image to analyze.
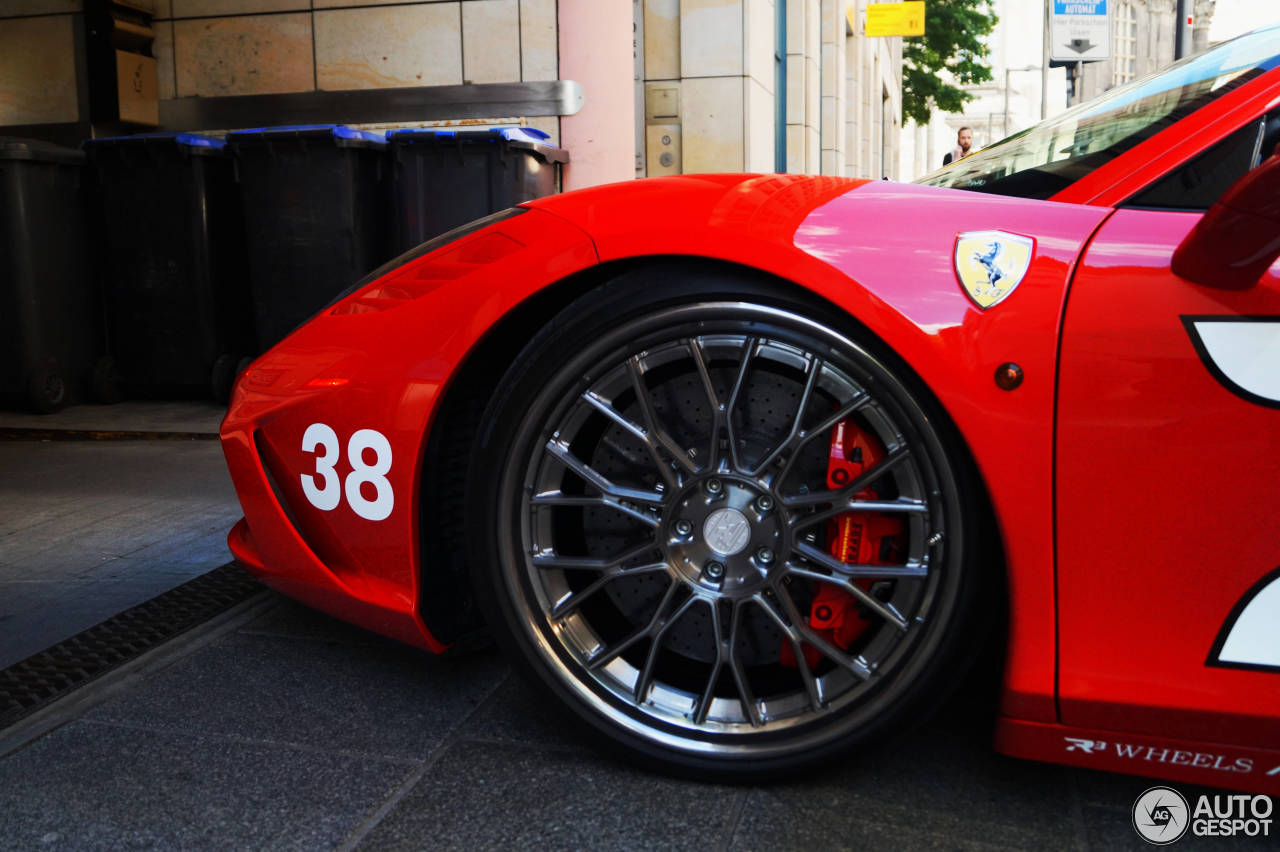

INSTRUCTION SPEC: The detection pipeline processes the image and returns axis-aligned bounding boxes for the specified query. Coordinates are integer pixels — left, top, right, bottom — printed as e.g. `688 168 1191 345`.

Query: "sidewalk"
0 400 225 435
0 595 1187 851
0 402 237 667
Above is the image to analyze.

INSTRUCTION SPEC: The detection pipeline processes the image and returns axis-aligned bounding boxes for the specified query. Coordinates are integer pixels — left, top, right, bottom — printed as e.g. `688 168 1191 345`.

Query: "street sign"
1050 0 1111 63
865 1 925 37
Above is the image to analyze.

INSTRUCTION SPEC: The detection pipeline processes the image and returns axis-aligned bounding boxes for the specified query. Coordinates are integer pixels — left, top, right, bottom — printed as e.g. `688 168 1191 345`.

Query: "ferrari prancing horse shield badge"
954 231 1035 309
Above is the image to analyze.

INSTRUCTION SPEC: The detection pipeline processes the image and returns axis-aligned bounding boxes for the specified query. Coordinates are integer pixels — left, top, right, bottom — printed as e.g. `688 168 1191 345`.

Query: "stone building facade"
636 0 905 179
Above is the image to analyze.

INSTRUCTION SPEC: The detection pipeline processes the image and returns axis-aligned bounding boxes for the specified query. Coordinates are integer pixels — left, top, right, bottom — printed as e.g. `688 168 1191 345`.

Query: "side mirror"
1172 150 1280 289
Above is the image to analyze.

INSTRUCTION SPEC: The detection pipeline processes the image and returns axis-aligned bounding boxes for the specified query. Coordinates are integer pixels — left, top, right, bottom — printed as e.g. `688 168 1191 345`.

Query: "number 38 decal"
300 423 394 521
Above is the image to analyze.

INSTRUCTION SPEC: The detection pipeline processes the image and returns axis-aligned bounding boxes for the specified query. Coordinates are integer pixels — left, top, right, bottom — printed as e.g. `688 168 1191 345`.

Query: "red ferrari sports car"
222 27 1280 791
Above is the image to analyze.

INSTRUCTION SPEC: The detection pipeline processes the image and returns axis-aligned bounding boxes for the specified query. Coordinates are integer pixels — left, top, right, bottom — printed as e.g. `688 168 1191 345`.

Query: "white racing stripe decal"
1189 319 1280 406
1219 576 1280 667
1211 570 1280 671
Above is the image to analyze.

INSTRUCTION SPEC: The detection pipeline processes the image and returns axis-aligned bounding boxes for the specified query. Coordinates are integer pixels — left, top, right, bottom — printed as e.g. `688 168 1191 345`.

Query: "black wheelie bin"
228 124 389 349
85 132 254 401
0 137 106 413
385 126 567 253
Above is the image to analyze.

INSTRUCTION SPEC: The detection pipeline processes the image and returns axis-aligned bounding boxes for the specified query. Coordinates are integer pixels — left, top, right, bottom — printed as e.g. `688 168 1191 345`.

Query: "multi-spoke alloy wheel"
469 270 978 777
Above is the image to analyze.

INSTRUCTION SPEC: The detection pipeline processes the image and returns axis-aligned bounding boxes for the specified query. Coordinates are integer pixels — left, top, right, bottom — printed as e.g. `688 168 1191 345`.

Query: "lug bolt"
756 547 775 565
674 519 693 537
705 561 725 580
755 495 774 513
705 478 723 495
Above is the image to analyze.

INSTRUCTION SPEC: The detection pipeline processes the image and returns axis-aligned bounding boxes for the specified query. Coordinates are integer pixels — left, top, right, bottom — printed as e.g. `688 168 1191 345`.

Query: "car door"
1056 116 1280 750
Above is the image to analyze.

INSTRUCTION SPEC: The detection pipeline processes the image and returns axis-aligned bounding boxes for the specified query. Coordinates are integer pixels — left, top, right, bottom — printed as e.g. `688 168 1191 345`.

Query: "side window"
1125 117 1268 211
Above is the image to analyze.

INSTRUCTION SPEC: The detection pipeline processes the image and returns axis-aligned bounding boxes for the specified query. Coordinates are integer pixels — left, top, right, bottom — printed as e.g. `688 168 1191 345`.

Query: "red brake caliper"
781 418 904 668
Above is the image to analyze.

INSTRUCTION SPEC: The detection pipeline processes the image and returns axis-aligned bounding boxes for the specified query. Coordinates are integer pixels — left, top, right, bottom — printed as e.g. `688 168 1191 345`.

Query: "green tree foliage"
903 0 999 125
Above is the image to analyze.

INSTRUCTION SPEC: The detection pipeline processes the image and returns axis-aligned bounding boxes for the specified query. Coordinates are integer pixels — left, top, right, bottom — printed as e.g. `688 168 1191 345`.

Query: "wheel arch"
417 254 1009 668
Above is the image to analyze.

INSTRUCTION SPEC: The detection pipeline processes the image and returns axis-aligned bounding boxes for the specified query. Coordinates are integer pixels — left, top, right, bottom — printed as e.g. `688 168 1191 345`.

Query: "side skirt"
995 717 1280 796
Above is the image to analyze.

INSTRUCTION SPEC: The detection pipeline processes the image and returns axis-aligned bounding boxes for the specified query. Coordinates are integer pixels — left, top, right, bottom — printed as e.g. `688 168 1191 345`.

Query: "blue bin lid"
84 132 227 150
388 127 548 142
386 126 567 163
228 124 386 146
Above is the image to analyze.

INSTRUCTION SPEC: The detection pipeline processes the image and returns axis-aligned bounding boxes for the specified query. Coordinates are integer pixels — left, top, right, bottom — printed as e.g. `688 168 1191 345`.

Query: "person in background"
943 127 973 166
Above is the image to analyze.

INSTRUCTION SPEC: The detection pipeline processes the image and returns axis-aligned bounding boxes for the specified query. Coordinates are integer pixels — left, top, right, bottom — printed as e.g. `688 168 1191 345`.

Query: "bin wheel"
27 368 67 414
90 356 124 404
211 354 237 404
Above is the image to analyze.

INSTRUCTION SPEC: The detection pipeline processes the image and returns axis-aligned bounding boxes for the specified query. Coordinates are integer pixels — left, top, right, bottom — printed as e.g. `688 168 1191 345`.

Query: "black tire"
90 355 124 404
27 365 66 414
467 265 982 779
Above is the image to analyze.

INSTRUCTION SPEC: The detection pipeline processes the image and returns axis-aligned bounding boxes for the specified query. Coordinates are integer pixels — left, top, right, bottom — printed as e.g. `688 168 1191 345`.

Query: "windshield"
915 24 1280 199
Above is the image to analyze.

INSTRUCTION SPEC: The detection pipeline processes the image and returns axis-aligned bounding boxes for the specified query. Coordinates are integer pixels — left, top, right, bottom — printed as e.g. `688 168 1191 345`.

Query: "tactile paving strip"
0 562 263 730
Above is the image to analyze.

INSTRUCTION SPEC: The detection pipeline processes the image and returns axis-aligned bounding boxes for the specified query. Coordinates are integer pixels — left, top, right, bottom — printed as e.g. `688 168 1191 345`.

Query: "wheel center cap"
703 508 752 556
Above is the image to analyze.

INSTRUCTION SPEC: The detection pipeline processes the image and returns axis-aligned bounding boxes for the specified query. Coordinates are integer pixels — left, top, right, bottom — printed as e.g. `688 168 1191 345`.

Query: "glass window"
914 25 1280 200
1113 2 1137 87
1124 119 1265 210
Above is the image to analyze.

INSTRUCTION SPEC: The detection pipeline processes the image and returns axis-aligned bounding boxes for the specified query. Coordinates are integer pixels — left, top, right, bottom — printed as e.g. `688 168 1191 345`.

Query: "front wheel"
468 269 983 779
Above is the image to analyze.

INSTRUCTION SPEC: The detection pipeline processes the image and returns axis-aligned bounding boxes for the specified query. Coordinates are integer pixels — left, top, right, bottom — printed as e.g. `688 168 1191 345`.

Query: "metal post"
1041 0 1050 119
1003 66 1039 138
1175 0 1190 60
1004 67 1011 137
775 0 787 172
875 87 885 177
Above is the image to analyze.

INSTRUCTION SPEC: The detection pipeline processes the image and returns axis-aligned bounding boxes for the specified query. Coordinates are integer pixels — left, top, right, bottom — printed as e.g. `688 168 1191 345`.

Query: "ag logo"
954 230 1034 309
1133 786 1190 845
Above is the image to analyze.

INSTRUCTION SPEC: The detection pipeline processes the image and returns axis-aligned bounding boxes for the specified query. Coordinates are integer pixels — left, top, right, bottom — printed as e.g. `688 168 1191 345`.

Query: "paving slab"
0 440 239 667
731 723 1080 851
356 739 742 852
239 598 406 647
451 672 593 755
0 720 410 852
731 804 1027 852
2 594 1271 851
85 630 508 760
